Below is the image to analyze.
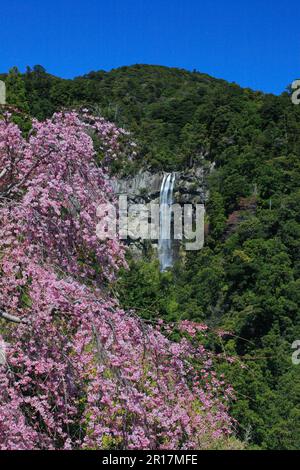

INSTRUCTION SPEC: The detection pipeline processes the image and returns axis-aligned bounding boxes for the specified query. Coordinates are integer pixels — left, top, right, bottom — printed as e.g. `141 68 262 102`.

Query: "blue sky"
0 0 299 94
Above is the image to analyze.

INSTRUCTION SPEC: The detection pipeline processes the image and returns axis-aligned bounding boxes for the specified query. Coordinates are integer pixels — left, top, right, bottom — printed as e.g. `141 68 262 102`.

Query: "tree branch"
0 310 29 324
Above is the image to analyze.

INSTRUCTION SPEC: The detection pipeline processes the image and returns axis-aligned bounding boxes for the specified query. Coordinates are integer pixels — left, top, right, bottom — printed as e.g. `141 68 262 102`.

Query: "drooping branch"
0 310 29 324
3 147 55 197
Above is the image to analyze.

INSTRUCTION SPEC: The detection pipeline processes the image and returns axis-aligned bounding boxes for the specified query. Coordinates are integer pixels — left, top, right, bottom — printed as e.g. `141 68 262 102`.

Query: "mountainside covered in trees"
2 64 300 449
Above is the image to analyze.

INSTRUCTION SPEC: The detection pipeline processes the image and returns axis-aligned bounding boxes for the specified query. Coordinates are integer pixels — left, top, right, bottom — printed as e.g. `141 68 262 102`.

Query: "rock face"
110 162 212 260
111 171 162 202
111 164 211 205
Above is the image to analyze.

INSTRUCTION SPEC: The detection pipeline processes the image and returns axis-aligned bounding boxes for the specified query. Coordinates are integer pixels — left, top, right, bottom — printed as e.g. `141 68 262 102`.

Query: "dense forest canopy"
1 64 300 449
2 63 289 171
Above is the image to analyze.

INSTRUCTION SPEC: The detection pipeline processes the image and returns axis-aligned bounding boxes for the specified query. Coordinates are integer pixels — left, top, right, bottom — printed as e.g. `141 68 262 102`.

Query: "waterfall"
158 172 176 271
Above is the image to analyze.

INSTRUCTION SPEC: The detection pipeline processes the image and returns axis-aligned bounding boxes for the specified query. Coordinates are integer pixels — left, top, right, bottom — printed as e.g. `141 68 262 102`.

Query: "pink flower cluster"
0 112 235 450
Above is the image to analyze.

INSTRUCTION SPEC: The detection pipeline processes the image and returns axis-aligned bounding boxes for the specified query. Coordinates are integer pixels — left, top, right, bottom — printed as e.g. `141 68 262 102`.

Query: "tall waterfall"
158 173 176 271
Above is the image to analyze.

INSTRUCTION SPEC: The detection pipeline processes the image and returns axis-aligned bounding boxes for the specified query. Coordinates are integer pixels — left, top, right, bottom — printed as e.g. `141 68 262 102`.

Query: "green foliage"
4 67 31 132
5 67 29 112
108 66 300 449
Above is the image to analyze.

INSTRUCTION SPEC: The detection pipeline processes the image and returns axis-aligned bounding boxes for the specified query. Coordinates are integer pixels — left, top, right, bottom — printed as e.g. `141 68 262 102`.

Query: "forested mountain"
2 64 300 449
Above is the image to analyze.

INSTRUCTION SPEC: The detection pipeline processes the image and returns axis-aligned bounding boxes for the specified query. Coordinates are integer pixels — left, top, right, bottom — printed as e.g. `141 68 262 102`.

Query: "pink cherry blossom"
0 111 236 450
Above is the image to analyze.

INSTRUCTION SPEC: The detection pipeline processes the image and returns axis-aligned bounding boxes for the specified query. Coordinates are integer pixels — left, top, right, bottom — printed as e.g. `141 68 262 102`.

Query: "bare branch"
0 310 29 324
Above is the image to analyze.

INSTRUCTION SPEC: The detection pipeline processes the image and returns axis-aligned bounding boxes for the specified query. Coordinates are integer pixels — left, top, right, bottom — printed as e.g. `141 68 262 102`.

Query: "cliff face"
110 162 212 259
111 163 211 204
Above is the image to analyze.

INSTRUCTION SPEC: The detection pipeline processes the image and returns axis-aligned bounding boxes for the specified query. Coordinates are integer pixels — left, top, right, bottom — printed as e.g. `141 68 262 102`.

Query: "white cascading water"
158 172 176 271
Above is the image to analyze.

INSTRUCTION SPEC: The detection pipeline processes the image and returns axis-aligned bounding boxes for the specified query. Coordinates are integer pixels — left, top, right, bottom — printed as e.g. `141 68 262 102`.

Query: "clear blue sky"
0 0 299 94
